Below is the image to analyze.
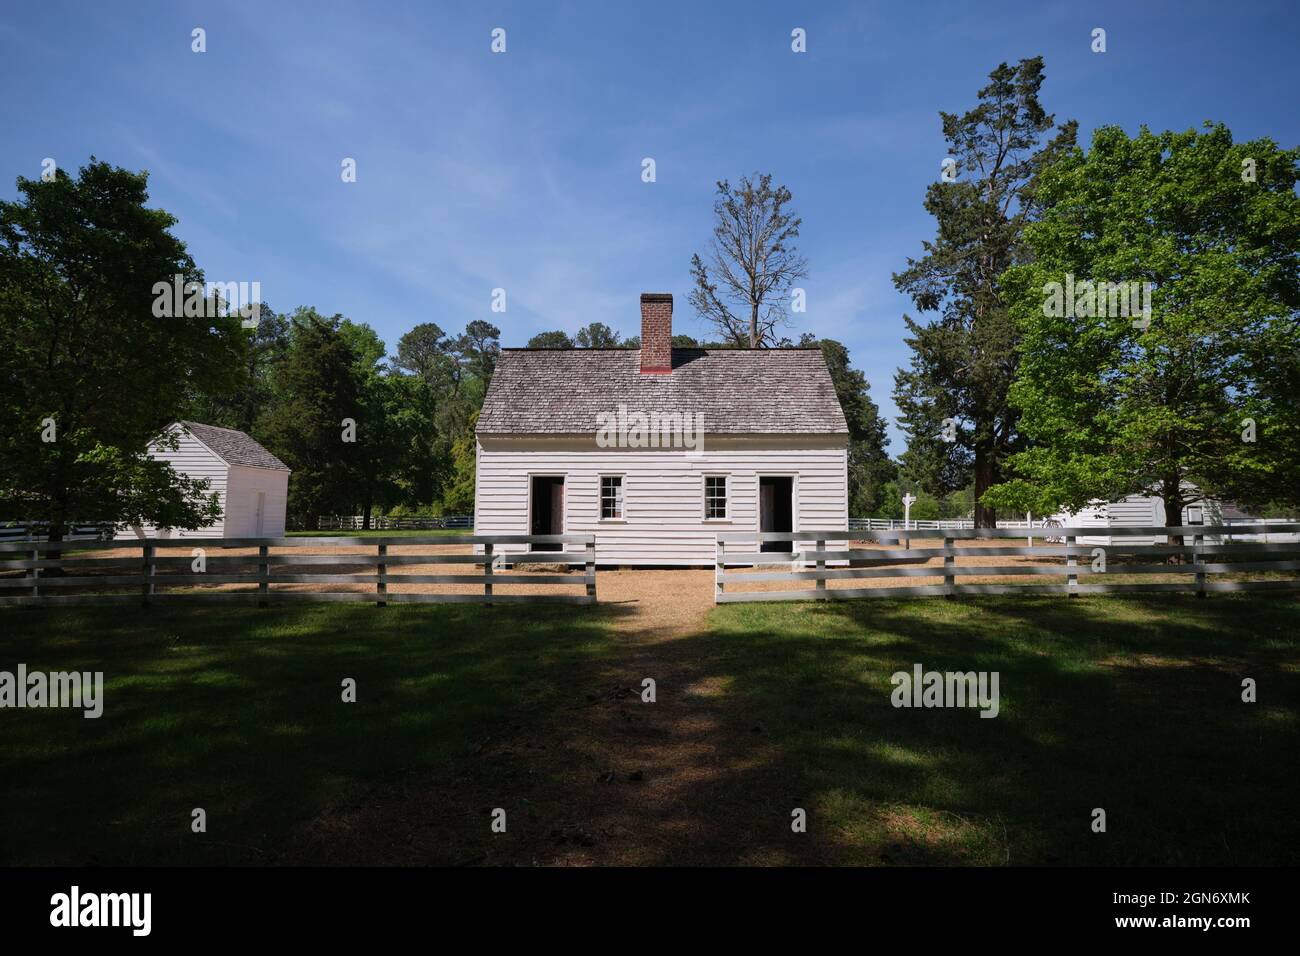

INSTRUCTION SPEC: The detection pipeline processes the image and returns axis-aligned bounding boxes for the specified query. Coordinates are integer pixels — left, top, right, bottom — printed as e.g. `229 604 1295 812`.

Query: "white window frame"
702 473 730 522
599 474 626 523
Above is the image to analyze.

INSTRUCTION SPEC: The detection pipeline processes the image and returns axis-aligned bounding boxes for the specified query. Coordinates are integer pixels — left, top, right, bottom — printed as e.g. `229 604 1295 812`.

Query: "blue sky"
3 0 1297 449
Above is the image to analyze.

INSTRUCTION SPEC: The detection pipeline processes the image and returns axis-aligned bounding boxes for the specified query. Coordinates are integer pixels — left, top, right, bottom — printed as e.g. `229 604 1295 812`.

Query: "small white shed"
131 421 291 539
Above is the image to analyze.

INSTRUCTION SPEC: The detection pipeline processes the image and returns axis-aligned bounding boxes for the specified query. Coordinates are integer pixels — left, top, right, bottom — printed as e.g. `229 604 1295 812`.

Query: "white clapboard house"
128 421 291 539
474 293 850 566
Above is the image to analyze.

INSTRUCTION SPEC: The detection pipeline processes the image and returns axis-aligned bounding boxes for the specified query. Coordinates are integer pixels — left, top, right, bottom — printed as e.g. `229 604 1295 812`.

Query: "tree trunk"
750 300 759 348
973 441 997 529
362 494 373 531
1162 478 1186 556
43 520 67 577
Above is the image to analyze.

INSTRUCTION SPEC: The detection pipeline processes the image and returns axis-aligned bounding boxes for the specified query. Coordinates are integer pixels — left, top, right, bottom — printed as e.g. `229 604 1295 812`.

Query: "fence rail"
0 534 595 607
315 515 474 530
715 524 1300 604
0 523 113 543
849 517 1039 531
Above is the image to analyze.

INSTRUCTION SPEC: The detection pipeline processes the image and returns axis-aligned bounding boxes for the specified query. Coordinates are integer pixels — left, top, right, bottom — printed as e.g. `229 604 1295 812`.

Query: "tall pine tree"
893 57 1076 526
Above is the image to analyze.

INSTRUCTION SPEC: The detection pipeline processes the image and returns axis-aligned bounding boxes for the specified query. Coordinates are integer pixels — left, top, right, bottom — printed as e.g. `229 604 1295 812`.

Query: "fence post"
585 538 596 603
814 538 826 599
1193 532 1205 598
142 543 154 607
483 542 493 606
1065 534 1077 598
944 536 955 598
29 545 40 599
715 538 725 603
377 543 387 608
258 545 269 608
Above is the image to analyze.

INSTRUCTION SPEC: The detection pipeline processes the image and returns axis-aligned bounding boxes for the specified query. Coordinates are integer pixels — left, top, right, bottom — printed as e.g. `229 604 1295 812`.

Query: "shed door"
759 477 794 553
530 476 565 552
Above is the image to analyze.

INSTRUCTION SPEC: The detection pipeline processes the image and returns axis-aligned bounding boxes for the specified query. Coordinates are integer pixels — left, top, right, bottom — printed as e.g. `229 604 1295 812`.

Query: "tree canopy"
984 123 1300 523
0 160 242 539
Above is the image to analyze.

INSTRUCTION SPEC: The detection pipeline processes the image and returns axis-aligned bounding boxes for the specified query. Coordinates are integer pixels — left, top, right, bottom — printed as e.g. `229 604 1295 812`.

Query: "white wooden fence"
847 516 1299 541
316 515 475 530
0 534 596 607
850 517 1039 531
0 523 113 543
716 524 1300 603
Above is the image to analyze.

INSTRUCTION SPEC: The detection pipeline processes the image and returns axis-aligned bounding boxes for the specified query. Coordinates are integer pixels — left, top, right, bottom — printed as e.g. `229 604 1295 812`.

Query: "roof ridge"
181 420 245 433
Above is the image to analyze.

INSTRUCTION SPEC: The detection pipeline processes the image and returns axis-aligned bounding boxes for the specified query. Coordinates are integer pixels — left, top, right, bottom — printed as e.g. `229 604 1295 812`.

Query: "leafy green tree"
618 334 707 349
815 339 896 515
874 480 941 521
184 303 290 433
984 123 1300 526
259 309 363 527
440 411 479 515
456 319 501 388
0 160 241 540
338 318 387 374
394 322 452 384
527 330 574 349
893 57 1077 526
575 322 620 348
338 319 406 528
690 173 808 348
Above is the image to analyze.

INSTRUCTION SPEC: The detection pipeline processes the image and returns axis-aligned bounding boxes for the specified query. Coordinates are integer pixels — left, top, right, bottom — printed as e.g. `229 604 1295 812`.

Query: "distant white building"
1052 485 1221 546
130 421 290 539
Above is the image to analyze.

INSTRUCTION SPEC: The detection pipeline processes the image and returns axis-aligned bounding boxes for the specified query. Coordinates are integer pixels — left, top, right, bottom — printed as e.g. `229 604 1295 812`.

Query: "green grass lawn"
697 595 1299 865
1 594 1295 865
0 603 609 865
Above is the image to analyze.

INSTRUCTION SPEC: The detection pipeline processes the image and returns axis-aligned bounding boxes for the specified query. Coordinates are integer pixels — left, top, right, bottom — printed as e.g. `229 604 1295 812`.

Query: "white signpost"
902 493 917 550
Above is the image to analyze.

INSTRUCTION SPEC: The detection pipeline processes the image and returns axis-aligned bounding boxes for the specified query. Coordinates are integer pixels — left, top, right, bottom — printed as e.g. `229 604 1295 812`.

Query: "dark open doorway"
530 476 565 551
759 476 794 553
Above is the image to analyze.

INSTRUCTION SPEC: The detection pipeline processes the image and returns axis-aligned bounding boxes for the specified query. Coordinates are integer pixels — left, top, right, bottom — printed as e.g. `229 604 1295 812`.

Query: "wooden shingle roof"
478 348 849 435
177 421 290 471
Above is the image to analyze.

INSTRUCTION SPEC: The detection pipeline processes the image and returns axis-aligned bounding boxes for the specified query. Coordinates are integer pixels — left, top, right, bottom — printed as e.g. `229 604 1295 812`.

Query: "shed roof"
175 421 290 471
477 348 849 435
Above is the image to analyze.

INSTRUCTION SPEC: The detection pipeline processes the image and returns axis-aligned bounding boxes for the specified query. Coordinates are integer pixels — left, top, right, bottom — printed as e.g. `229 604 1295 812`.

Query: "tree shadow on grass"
0 602 619 865
7 593 1294 866
547 594 1299 865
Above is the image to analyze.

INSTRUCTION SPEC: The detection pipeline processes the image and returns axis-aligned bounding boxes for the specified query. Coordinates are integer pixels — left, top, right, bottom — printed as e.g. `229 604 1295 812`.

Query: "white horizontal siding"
1056 486 1222 546
475 436 849 565
129 424 227 539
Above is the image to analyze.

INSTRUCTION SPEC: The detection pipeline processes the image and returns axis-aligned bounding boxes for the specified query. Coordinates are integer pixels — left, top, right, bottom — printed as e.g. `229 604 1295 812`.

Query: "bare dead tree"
689 173 808 348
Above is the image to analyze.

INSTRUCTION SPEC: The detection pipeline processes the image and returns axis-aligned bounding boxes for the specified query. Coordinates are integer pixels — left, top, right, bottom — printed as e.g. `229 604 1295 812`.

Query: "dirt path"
540 567 743 864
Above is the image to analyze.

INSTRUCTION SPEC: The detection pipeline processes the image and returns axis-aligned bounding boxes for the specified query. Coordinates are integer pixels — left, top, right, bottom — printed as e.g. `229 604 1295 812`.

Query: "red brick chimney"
639 293 672 374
